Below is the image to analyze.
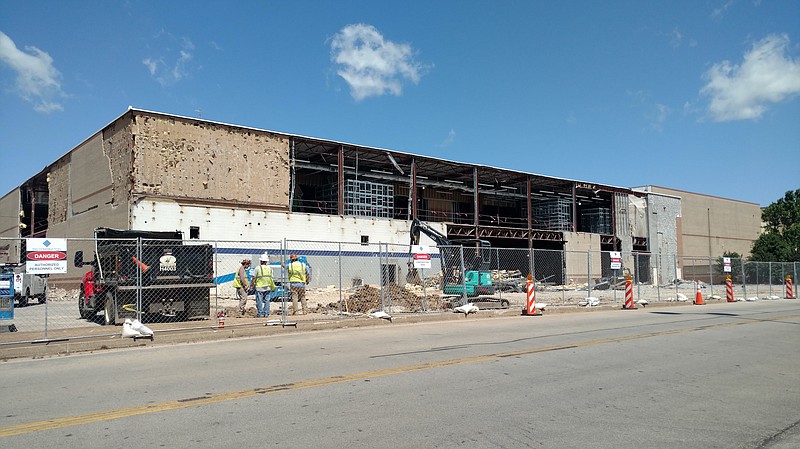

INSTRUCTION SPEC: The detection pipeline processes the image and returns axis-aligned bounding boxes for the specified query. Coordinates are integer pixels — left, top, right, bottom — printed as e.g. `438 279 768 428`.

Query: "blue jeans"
255 290 271 317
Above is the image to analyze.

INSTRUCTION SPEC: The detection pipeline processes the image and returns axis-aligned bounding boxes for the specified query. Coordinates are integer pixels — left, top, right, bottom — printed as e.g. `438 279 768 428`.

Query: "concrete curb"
0 299 713 361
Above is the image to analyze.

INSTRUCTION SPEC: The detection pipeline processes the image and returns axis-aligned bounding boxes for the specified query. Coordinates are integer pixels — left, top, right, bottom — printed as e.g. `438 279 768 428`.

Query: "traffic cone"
694 280 705 305
786 275 796 299
622 275 636 310
217 311 225 329
725 275 735 302
132 256 150 272
523 275 538 316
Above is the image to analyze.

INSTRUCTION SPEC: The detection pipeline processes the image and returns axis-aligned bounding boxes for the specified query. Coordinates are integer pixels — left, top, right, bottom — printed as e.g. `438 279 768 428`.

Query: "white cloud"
330 23 427 101
701 34 800 121
0 31 65 112
142 58 158 75
648 103 671 131
711 0 736 20
669 27 683 48
438 129 456 148
143 36 195 86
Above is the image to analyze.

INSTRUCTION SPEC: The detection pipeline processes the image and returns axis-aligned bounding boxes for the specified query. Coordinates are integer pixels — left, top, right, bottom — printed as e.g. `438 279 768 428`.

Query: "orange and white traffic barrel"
786 275 796 299
622 275 636 310
726 275 735 302
524 275 537 316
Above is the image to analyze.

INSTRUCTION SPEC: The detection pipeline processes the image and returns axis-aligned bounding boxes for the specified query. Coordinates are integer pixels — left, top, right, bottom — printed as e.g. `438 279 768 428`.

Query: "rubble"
46 287 79 302
332 284 446 314
492 270 526 292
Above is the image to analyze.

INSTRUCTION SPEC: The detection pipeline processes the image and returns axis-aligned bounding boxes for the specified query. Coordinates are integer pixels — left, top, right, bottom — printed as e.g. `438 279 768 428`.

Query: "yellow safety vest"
287 261 307 284
233 266 247 288
254 264 275 289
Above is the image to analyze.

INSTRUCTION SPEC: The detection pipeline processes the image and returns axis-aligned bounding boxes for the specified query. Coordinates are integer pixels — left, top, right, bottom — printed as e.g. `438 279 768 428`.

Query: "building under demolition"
0 108 761 287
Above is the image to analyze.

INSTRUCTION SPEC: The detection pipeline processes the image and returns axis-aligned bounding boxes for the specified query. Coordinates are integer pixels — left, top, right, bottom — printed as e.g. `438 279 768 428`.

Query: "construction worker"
233 259 251 315
287 253 311 315
252 253 276 317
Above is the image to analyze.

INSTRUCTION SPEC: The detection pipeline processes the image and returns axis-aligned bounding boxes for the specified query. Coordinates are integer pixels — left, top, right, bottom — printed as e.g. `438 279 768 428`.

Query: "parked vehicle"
74 228 215 325
0 263 47 307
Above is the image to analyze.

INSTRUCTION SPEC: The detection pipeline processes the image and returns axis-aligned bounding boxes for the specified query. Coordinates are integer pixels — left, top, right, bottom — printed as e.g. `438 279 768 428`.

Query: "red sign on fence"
27 251 67 261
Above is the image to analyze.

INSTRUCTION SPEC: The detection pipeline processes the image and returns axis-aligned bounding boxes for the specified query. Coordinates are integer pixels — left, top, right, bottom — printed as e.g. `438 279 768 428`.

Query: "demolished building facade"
0 108 758 288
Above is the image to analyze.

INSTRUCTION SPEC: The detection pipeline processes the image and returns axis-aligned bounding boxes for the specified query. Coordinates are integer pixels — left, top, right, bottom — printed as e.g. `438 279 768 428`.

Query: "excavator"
408 218 495 298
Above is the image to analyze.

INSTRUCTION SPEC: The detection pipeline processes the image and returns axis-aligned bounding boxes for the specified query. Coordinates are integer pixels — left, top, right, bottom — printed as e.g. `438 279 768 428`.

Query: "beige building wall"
32 109 295 288
46 119 131 239
0 190 22 263
40 119 133 288
131 111 290 209
0 190 21 238
564 232 602 284
643 186 761 258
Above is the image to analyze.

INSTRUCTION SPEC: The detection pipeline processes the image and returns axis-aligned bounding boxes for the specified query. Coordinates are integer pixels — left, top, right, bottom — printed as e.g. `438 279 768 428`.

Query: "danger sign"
411 246 432 269
27 251 67 261
26 238 68 274
609 251 622 270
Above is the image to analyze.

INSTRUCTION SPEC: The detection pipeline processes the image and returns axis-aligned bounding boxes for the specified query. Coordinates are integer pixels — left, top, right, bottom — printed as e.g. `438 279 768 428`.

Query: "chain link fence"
1 236 798 344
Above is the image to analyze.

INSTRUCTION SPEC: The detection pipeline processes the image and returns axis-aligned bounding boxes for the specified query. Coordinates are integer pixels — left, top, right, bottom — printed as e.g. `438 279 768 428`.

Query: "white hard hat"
261 253 270 260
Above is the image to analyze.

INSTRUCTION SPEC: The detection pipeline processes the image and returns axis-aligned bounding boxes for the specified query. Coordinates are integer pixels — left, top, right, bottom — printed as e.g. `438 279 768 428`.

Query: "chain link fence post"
586 250 591 299
338 242 343 316
385 243 392 311
740 257 747 300
708 256 714 298
459 246 467 306
673 254 678 300
378 242 384 312
135 236 142 323
561 248 566 304
765 261 769 297
213 240 219 322
281 238 288 321
656 252 662 301
635 252 641 303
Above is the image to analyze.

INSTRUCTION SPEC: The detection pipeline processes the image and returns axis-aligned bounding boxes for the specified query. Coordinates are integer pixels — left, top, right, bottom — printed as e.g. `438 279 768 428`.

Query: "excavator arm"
410 218 452 247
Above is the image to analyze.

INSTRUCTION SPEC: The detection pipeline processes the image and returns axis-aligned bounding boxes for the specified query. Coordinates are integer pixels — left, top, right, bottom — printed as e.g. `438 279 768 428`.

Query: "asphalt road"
1 300 799 448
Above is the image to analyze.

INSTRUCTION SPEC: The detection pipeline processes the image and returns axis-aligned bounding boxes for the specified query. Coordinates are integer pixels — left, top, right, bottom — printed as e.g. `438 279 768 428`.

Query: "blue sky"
1 1 798 207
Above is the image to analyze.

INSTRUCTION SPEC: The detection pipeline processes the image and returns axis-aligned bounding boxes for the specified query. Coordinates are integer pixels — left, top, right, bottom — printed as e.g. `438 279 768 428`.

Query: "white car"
0 264 47 307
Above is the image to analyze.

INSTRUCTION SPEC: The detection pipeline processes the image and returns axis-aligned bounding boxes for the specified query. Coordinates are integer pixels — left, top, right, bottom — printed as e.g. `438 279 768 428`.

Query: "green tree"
761 189 800 233
750 189 800 262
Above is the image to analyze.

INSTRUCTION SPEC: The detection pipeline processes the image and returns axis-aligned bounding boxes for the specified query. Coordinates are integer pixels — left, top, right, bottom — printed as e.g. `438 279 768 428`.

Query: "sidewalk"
0 299 701 361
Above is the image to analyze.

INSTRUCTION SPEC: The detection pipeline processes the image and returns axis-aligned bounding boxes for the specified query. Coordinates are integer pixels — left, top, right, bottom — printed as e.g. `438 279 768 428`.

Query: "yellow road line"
0 313 793 438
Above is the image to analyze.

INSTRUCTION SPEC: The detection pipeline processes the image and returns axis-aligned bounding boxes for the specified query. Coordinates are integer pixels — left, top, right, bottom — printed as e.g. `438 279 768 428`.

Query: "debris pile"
492 270 526 292
46 287 79 302
336 285 446 314
592 276 628 290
